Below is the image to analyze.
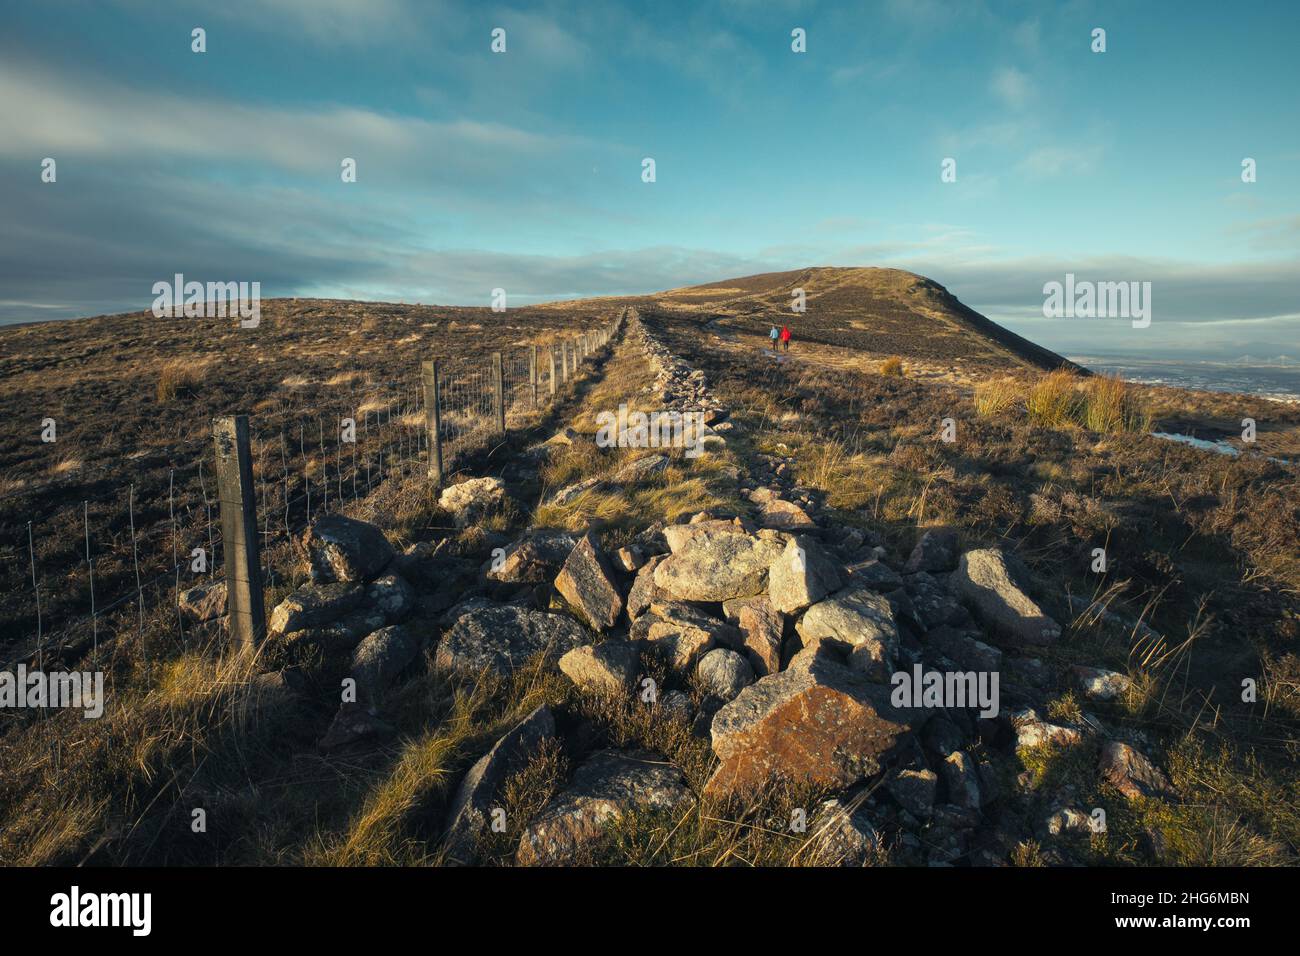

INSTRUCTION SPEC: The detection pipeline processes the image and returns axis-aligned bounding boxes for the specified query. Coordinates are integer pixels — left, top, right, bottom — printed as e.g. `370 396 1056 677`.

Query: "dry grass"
974 376 1020 417
156 359 205 403
880 355 905 377
1026 369 1081 427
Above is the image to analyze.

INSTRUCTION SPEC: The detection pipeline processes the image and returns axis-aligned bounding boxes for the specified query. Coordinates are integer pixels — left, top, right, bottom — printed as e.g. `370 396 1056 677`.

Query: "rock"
653 529 785 602
723 596 783 677
554 534 623 630
925 626 1003 673
283 606 387 650
443 475 506 519
366 573 415 621
659 690 693 722
349 625 420 706
704 643 918 798
1072 665 1133 701
178 581 227 623
1045 807 1093 836
952 549 1061 645
443 705 556 864
319 705 394 752
696 648 754 702
299 515 395 583
922 716 966 758
613 454 669 483
625 554 668 619
768 535 842 614
941 751 982 810
644 611 724 670
615 545 644 573
1012 708 1084 750
843 558 903 592
516 750 693 865
269 581 365 636
559 641 639 695
902 572 970 631
1099 741 1175 801
436 601 591 675
551 475 603 505
796 586 899 682
805 799 881 866
547 426 581 446
888 768 937 819
661 518 750 553
905 529 959 573
758 498 816 531
485 530 576 584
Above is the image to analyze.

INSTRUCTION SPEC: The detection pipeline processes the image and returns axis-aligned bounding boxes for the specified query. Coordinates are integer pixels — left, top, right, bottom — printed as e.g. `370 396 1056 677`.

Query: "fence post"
212 415 266 650
549 347 558 398
561 343 569 384
492 352 506 433
529 344 538 407
421 359 443 484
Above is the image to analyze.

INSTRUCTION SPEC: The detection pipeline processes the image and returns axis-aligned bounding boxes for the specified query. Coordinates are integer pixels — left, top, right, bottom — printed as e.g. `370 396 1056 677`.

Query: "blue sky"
2 0 1297 360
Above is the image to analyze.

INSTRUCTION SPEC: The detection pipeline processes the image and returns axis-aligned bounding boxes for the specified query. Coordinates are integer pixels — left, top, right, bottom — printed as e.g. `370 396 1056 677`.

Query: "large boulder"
436 601 591 675
438 476 505 528
443 705 556 864
559 641 640 696
951 549 1061 645
653 528 786 602
269 581 365 636
768 535 843 614
516 750 693 865
704 644 919 798
299 515 395 583
554 534 623 630
796 586 899 681
485 530 576 584
349 624 420 706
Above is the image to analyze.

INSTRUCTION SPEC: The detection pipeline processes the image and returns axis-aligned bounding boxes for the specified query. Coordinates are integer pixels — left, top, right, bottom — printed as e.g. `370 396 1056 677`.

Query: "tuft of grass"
1082 373 1151 434
879 355 905 377
974 376 1020 417
156 360 205 403
1026 369 1082 427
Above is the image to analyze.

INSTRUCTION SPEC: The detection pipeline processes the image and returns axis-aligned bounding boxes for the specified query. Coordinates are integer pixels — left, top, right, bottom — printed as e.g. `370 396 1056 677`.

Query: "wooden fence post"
529 344 538 407
561 343 569 384
549 347 558 397
212 415 266 650
421 359 443 484
492 352 506 433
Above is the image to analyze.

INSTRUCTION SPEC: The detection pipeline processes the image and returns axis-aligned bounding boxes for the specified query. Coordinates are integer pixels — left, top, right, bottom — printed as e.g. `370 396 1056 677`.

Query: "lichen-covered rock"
1071 665 1133 701
269 581 365 636
517 750 693 865
887 768 937 819
366 573 415 621
554 534 623 630
485 530 576 584
805 799 881 866
952 549 1061 645
696 647 754 702
1099 741 1175 801
768 535 842 614
350 624 420 706
704 644 919 798
178 581 227 624
905 529 959 574
722 595 783 677
625 554 669 619
653 528 784 602
796 586 899 681
438 476 505 527
299 515 395 583
436 601 590 675
559 641 639 695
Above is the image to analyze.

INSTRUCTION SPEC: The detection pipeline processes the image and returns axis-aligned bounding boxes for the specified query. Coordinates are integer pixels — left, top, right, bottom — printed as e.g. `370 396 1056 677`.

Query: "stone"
902 572 969 631
517 750 693 865
551 475 603 505
768 535 842 614
299 515 395 583
625 554 668 619
758 497 816 531
269 581 365 636
178 581 227 624
1099 741 1175 801
653 529 785 602
905 529 959 573
796 586 899 682
436 601 591 675
366 573 415 621
1072 665 1133 701
704 644 918 798
805 799 881 866
559 641 639 695
350 625 420 706
319 705 394 752
661 518 750 553
925 626 1003 673
615 545 644 573
659 690 693 722
941 751 982 810
438 476 506 527
696 648 754 702
554 534 623 630
843 558 903 592
1012 708 1084 750
723 596 783 677
613 454 669 483
952 549 1061 645
888 768 937 819
443 705 556 864
485 530 576 584
283 606 387 651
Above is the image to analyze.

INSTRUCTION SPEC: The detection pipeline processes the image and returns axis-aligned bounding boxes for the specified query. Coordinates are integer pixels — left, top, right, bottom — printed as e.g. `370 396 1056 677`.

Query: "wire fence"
2 312 625 670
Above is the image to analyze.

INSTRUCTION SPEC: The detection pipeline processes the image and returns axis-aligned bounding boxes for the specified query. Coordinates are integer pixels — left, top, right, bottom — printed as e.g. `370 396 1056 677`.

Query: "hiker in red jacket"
779 325 791 352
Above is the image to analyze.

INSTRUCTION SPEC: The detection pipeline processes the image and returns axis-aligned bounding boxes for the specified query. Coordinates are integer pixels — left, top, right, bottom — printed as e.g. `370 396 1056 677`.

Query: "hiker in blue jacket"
769 326 779 350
